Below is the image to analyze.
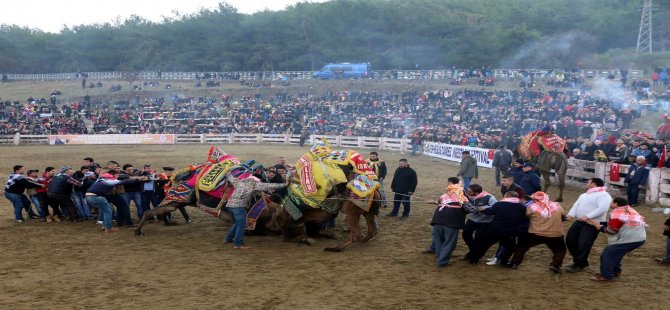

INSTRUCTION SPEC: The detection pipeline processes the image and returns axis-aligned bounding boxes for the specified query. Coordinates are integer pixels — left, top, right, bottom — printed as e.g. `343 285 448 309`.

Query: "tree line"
0 0 669 73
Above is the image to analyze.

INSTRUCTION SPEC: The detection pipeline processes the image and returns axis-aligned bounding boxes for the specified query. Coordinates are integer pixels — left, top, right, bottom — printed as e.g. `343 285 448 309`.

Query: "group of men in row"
3 158 191 229
426 176 653 282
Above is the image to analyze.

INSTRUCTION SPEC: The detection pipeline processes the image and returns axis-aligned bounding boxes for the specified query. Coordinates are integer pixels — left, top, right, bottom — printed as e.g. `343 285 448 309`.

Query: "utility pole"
636 0 653 54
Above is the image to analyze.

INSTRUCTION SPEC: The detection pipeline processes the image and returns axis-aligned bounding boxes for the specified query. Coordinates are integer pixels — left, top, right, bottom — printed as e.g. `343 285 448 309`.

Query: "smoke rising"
500 31 596 69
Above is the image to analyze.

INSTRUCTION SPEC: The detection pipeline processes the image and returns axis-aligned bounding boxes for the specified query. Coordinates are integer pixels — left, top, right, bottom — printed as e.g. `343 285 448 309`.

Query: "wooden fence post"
595 162 606 180
647 168 661 204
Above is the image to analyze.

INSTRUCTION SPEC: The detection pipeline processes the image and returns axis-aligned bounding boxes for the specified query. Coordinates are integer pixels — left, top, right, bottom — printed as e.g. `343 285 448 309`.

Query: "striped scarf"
586 186 607 194
5 173 24 190
438 184 468 210
528 191 561 218
610 206 645 227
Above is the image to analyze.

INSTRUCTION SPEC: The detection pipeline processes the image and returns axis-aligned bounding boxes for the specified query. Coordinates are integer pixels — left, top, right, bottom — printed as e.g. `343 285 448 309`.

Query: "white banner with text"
423 142 495 168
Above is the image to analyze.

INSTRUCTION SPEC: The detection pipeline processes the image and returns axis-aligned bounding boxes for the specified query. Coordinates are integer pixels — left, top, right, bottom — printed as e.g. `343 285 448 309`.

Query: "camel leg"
360 211 378 243
135 202 181 236
556 172 565 202
324 203 361 252
541 171 552 192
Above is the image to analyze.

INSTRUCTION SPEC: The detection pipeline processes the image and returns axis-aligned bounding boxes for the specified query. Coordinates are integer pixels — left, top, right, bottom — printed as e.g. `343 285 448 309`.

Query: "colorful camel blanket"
327 150 378 180
519 131 567 160
246 198 267 230
196 155 239 192
163 182 194 204
347 174 380 199
294 152 347 205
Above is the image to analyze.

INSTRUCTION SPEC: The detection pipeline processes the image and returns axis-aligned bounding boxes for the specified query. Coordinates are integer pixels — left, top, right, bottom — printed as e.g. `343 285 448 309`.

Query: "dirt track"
1 144 669 309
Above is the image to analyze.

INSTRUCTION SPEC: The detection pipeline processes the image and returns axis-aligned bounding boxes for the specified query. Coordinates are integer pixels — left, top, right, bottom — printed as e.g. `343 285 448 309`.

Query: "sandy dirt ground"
0 144 669 309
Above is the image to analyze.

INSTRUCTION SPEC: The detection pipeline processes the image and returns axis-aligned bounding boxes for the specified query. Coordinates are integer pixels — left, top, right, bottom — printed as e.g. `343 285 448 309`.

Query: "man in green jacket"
457 151 478 189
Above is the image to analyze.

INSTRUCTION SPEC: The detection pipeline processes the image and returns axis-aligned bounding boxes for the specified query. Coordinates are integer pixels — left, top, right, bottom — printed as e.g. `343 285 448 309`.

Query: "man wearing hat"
517 162 541 196
47 166 83 222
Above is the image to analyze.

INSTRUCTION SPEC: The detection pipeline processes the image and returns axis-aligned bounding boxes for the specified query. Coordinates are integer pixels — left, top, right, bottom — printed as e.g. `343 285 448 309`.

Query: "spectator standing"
410 132 422 156
492 145 513 186
456 151 478 190
4 165 44 222
624 156 650 206
367 151 388 207
565 178 612 272
587 197 646 281
388 159 418 219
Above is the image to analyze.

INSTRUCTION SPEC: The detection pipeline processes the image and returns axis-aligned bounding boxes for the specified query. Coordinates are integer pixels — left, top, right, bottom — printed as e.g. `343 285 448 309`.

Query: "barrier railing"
1 68 645 81
2 133 668 206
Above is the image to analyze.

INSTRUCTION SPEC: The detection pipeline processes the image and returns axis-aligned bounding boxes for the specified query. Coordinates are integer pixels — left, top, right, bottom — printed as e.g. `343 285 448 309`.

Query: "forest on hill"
1 0 670 73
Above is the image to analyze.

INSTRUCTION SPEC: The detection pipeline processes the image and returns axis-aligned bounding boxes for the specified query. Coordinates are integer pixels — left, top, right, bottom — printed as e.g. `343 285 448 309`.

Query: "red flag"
609 163 620 182
658 145 667 168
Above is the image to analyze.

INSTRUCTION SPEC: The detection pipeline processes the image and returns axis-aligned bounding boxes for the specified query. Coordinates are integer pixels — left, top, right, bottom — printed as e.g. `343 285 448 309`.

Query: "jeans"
378 178 388 207
391 192 411 217
411 143 420 155
666 236 670 260
462 177 472 191
432 225 459 267
123 191 143 220
4 192 31 221
86 196 114 229
140 191 161 219
109 194 132 225
225 207 247 247
30 195 46 218
599 241 645 279
72 191 92 218
565 221 600 268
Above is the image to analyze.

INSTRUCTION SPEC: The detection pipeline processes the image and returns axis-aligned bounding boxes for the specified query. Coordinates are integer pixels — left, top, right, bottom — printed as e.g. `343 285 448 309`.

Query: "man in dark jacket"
517 162 542 196
466 192 527 264
4 165 45 222
625 156 650 206
492 145 513 186
501 175 524 198
457 151 478 190
388 158 418 219
86 170 147 233
47 166 83 222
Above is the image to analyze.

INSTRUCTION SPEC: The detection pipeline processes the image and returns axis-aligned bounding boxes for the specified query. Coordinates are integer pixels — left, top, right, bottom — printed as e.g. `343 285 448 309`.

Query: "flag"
609 163 620 182
658 145 667 168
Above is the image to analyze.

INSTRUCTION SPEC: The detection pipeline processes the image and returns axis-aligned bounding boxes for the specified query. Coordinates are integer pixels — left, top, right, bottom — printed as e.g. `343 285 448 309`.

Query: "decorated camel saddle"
281 139 380 220
518 127 568 171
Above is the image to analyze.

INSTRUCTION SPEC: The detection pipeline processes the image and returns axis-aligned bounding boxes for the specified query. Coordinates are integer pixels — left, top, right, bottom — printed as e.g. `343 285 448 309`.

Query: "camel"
537 151 568 202
518 131 569 202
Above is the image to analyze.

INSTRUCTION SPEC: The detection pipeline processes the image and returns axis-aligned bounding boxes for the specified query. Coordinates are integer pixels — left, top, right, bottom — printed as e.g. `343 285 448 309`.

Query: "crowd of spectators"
1 76 668 163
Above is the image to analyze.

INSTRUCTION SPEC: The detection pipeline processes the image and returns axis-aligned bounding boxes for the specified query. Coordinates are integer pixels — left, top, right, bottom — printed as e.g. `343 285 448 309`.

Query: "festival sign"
48 134 175 145
423 142 494 168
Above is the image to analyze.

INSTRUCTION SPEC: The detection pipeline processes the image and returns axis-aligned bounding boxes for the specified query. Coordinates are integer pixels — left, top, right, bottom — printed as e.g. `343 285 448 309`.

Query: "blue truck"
313 63 371 80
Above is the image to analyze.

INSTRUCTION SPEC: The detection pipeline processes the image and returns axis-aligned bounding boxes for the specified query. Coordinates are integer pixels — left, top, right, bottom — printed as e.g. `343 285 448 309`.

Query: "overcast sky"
0 0 330 33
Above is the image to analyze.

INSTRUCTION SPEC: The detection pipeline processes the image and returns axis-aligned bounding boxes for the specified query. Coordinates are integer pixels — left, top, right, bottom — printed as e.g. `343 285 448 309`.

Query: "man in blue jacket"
625 156 650 206
517 162 542 196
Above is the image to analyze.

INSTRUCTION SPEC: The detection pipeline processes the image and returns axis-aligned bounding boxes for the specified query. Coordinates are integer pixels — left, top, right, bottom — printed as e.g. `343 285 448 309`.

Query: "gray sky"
0 0 329 33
